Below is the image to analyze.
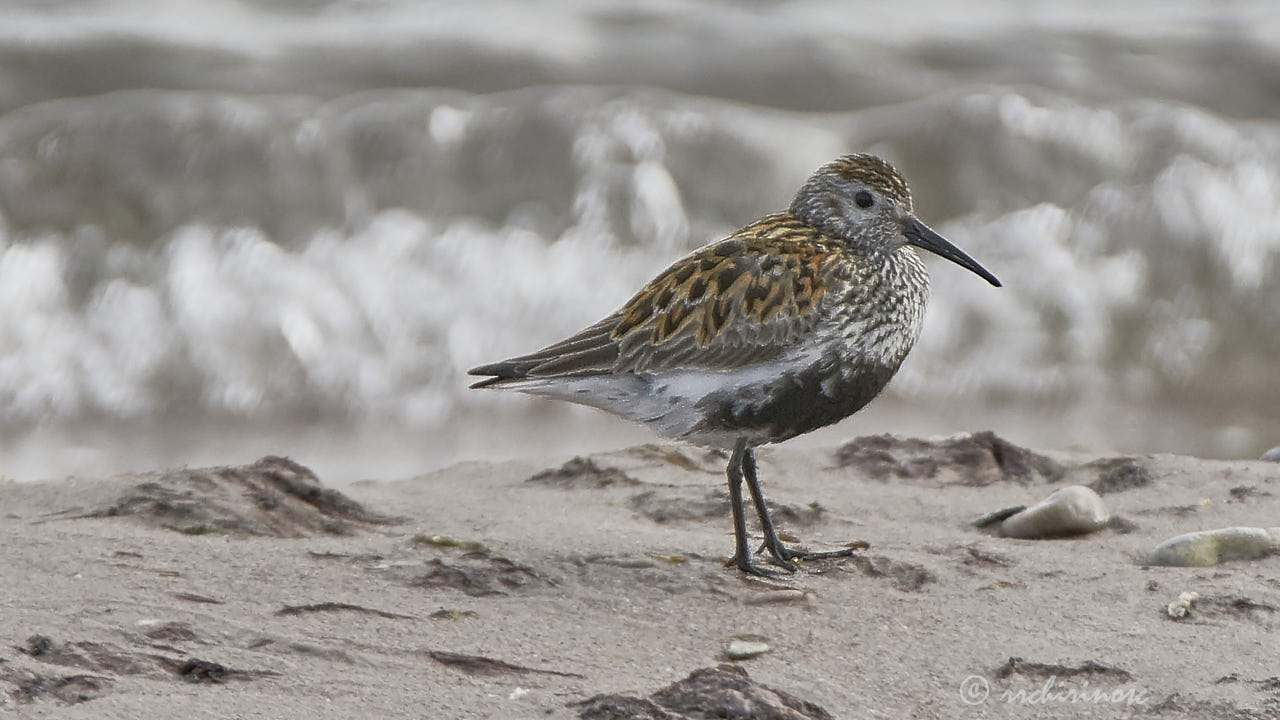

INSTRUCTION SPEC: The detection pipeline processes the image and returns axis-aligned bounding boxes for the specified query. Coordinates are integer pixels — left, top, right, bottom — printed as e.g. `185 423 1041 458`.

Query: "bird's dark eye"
854 190 874 209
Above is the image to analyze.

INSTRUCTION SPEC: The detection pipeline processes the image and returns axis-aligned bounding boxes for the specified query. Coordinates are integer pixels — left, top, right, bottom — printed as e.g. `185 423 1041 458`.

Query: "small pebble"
998 486 1110 539
1145 527 1280 567
724 635 771 660
1262 446 1280 462
1166 591 1198 619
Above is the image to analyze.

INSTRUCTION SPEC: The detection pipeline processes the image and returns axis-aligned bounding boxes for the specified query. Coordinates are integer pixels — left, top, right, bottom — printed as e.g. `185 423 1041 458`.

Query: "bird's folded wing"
612 236 836 373
467 314 623 387
469 224 841 385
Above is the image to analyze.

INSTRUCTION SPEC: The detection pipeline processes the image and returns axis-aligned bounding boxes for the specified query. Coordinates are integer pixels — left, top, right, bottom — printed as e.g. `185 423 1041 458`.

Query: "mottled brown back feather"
469 211 852 384
611 212 842 373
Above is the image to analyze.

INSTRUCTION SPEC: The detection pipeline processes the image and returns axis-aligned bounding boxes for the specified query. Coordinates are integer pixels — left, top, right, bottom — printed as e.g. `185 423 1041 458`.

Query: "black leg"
741 448 798 572
742 447 859 568
725 439 779 577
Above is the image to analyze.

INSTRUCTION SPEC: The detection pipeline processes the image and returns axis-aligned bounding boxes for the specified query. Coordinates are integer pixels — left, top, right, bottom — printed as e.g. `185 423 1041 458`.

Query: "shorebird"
470 154 1000 576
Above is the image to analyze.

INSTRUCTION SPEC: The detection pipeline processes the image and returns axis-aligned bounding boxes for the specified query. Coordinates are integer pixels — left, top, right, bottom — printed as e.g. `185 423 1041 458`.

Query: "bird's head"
791 154 1001 287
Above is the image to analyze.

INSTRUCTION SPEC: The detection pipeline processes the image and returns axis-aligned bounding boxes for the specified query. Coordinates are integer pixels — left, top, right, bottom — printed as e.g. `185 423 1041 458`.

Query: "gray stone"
999 485 1110 539
1145 527 1280 567
1262 446 1280 462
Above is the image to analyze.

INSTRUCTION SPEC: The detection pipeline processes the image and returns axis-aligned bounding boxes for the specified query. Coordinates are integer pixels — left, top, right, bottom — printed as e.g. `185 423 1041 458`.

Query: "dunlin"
470 154 1001 576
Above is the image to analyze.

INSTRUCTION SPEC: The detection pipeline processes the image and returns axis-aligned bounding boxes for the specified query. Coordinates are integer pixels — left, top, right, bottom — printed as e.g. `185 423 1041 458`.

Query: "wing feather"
468 213 843 387
611 215 839 373
468 315 621 387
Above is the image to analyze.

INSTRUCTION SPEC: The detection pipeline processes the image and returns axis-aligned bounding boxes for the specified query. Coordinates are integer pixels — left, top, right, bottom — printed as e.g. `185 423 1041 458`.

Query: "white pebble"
1166 591 1198 619
1145 527 1280 567
999 485 1110 539
725 635 771 660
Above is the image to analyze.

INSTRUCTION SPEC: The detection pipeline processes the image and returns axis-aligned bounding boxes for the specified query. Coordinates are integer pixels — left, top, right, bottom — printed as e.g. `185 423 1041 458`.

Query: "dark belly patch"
695 359 898 444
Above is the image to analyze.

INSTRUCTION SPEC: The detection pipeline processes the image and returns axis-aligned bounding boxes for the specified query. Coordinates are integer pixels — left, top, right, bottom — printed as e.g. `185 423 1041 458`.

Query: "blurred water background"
1 0 1278 482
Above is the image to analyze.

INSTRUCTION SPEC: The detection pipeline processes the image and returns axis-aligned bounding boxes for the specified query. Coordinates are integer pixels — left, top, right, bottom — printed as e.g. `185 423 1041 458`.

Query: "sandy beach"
3 3 1280 718
2 435 1277 719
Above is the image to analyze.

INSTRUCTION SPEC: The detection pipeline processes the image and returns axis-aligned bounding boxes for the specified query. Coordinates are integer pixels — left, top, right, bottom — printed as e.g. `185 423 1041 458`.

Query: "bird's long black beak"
903 217 1001 287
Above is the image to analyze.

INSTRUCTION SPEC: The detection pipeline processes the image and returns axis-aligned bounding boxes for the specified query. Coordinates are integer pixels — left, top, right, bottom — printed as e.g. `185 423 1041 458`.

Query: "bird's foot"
727 551 792 579
758 538 868 569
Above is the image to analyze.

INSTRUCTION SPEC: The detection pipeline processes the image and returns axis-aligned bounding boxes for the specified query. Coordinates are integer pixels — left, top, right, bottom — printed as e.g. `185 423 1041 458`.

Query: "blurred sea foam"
1 0 1278 481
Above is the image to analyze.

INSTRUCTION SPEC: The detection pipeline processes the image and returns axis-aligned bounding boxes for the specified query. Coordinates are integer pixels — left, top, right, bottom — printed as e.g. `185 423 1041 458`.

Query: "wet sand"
1 437 1277 719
